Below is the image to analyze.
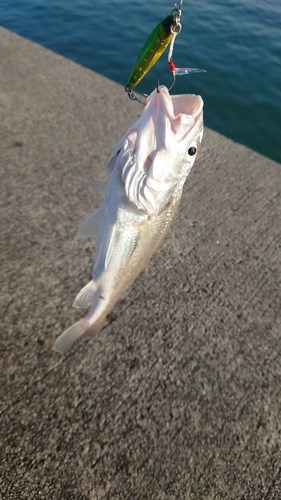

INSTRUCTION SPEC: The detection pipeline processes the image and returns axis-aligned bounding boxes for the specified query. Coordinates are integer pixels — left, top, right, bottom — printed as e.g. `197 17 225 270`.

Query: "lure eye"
188 146 197 156
163 17 173 29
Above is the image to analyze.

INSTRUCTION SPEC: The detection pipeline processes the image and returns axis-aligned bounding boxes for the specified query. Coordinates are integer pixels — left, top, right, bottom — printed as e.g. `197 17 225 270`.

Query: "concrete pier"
1 27 281 499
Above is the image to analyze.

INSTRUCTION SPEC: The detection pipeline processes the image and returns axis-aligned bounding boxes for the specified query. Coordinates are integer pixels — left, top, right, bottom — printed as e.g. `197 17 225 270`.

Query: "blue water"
1 0 281 164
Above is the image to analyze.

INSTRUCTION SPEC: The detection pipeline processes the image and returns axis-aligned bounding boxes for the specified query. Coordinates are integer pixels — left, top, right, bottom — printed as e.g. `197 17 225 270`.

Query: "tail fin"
54 318 102 354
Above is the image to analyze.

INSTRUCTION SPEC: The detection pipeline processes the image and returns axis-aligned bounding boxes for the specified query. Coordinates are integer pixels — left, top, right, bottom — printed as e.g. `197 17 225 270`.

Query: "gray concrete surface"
1 27 281 499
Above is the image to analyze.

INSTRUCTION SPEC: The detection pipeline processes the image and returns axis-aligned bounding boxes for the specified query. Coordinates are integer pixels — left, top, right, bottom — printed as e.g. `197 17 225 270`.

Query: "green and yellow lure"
125 2 206 99
125 14 175 92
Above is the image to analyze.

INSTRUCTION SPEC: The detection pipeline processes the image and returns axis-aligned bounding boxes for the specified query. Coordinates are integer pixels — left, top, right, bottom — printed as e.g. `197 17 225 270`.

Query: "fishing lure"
125 13 177 94
125 0 205 98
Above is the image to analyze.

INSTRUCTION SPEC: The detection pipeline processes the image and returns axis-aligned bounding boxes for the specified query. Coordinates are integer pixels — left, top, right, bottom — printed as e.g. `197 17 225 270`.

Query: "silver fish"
54 85 203 354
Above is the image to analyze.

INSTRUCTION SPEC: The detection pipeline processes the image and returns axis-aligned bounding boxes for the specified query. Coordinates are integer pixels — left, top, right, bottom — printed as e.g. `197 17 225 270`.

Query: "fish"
125 14 175 91
54 85 204 354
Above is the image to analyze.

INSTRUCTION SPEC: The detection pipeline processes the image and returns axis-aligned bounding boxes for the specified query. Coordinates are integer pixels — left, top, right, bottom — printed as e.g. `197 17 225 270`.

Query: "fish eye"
188 146 197 156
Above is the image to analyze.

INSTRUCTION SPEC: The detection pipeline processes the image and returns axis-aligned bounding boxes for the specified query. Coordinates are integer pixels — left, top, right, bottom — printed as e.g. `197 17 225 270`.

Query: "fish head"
120 85 204 214
106 85 203 215
141 86 203 182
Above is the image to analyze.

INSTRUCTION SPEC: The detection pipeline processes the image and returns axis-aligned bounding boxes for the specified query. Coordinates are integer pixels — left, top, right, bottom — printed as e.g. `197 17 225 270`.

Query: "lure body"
125 14 175 91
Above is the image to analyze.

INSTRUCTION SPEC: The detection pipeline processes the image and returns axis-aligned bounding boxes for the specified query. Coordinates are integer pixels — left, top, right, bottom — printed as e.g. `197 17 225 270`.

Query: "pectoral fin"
77 208 103 239
105 225 117 270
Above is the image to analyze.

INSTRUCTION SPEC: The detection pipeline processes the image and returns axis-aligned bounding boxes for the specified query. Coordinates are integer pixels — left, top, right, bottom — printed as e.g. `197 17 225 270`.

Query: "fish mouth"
171 93 203 121
151 85 204 134
172 93 203 135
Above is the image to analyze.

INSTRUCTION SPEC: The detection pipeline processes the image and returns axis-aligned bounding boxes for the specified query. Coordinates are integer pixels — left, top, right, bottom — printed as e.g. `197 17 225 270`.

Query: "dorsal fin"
81 181 107 195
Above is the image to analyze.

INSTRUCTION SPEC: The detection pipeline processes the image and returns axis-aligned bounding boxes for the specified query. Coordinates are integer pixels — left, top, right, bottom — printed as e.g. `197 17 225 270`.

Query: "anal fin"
73 280 96 308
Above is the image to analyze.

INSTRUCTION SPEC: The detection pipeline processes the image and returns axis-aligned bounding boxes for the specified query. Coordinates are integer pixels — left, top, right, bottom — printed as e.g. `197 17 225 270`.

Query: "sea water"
1 0 281 163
